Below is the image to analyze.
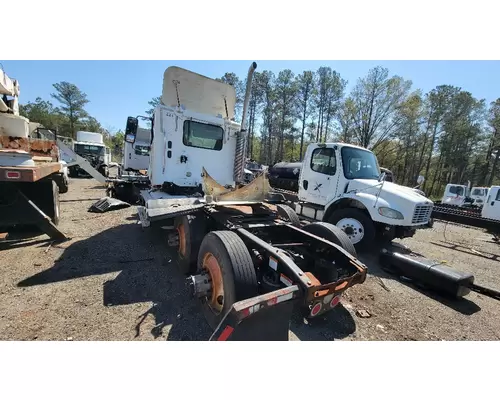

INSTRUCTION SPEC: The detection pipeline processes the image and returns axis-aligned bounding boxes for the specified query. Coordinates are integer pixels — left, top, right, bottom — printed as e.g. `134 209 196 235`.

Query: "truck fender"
323 193 390 223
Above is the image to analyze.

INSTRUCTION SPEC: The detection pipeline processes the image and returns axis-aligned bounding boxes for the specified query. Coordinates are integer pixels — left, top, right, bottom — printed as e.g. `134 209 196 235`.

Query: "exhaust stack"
233 62 257 184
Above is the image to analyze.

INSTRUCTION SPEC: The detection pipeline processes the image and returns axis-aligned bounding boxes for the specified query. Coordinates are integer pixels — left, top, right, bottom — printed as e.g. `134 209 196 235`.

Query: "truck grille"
412 203 433 224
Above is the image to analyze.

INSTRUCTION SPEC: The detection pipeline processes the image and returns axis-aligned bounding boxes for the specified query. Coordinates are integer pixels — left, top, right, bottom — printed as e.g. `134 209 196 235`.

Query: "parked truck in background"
68 131 111 178
122 127 151 172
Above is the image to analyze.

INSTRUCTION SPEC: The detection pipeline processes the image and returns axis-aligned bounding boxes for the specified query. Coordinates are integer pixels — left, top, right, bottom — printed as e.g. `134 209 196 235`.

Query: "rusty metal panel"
0 136 29 152
0 136 59 161
202 167 272 202
0 163 61 182
29 138 60 161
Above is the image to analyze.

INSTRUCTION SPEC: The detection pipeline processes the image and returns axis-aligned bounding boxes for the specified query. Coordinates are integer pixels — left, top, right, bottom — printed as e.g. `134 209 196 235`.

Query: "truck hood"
348 179 433 205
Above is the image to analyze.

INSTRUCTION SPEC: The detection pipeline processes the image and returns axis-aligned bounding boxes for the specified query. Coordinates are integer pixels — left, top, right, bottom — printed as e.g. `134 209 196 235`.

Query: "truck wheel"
59 174 69 194
276 204 301 227
174 214 207 275
197 230 258 329
98 165 109 178
328 208 375 251
301 222 357 257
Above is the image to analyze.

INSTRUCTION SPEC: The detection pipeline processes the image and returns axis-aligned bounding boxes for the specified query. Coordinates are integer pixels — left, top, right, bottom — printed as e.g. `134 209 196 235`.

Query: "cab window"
183 120 223 151
311 148 336 176
449 186 464 196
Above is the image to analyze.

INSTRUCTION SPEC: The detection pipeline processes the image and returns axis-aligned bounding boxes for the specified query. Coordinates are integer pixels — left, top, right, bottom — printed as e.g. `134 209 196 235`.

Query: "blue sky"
4 61 500 133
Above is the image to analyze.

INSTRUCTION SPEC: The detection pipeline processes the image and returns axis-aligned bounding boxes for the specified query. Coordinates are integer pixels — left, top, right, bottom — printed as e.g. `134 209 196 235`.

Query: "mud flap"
209 285 300 341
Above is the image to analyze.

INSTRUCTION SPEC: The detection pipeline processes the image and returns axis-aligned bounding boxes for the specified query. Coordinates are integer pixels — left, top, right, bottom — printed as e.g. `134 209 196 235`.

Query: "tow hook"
186 273 212 298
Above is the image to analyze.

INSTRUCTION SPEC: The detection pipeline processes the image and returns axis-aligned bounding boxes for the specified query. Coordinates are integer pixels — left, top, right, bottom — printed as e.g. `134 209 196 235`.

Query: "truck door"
298 145 338 204
482 187 500 221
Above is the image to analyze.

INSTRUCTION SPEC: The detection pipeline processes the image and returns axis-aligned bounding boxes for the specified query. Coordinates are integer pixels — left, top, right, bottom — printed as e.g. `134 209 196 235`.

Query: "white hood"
348 179 433 205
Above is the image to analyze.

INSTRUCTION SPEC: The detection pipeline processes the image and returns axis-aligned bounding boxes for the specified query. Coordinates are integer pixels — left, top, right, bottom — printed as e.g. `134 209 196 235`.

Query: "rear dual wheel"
197 231 258 329
174 214 207 275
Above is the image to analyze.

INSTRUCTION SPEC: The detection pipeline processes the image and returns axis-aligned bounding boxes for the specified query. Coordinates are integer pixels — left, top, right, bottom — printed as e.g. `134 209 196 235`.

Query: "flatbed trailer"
137 191 368 339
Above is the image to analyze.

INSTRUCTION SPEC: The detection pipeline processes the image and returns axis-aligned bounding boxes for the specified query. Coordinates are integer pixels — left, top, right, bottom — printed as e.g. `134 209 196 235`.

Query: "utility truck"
0 67 68 241
125 62 368 340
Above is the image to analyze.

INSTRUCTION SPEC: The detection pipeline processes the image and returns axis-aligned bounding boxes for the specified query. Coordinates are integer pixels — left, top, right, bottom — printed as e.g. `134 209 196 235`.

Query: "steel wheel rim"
202 252 224 315
336 217 364 244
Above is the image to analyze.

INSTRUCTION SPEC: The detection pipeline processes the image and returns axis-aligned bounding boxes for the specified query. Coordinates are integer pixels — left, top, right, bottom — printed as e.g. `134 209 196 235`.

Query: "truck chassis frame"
138 198 367 337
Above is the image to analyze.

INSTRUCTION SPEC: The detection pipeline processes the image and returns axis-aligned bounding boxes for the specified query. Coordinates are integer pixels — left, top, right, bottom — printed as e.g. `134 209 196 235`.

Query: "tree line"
149 65 499 199
18 65 500 199
19 82 124 160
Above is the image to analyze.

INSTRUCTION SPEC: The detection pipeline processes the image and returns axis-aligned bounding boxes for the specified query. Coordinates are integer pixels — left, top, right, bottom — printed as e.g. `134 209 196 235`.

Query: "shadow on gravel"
0 228 51 250
289 304 356 341
17 223 212 341
358 252 481 316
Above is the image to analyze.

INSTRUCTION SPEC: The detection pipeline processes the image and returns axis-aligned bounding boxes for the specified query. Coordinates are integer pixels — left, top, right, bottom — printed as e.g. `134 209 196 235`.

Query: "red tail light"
5 171 21 179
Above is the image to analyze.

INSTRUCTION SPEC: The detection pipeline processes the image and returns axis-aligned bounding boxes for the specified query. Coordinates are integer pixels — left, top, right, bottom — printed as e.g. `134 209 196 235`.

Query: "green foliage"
145 96 161 118
18 64 500 201
51 82 90 137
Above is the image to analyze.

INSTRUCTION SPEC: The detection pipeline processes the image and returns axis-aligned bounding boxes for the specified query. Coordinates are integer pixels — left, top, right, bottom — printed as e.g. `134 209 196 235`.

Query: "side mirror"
378 171 386 182
417 175 425 185
125 116 138 143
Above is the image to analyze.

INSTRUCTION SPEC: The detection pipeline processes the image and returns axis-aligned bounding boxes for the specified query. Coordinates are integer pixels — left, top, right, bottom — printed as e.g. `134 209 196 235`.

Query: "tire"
276 204 301 227
197 230 258 329
59 174 69 194
174 214 207 275
328 208 375 251
98 165 109 178
51 180 60 226
301 222 357 257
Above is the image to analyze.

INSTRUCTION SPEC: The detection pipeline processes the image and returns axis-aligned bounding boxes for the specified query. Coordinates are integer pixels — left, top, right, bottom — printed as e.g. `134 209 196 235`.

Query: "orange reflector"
6 171 21 179
310 302 322 317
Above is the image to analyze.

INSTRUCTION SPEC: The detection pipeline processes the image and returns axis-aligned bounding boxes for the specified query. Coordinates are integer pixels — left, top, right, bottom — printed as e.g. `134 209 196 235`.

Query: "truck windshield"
472 188 484 196
449 186 465 196
134 145 150 156
341 146 380 180
75 144 105 156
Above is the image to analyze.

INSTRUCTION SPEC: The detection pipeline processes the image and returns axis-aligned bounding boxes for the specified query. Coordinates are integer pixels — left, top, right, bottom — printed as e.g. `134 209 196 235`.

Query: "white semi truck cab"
125 65 251 200
69 131 111 177
441 183 468 206
293 142 434 249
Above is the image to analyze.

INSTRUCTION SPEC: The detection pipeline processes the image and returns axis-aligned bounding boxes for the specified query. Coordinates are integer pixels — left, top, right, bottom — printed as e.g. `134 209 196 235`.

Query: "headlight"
378 207 404 220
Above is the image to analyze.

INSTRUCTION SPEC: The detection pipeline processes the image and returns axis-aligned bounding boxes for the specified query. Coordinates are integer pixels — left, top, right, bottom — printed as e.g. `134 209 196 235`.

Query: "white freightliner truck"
290 142 434 249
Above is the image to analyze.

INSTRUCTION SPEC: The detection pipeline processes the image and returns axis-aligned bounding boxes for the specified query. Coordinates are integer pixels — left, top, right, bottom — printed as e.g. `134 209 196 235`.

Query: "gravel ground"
1 177 499 341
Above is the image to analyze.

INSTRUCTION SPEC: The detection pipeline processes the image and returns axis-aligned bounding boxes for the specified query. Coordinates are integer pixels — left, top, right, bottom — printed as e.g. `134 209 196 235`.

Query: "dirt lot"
1 177 499 341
